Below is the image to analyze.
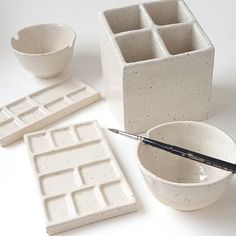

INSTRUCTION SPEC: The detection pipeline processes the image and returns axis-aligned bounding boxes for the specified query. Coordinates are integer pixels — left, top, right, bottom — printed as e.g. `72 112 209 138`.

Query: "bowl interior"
11 24 75 54
138 122 236 184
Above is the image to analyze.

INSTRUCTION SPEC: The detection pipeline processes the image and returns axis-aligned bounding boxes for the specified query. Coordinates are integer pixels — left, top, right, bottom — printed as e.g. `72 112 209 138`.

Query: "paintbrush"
108 128 236 174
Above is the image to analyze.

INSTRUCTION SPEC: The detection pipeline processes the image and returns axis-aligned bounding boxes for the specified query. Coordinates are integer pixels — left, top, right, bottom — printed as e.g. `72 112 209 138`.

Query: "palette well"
24 121 138 235
0 79 101 146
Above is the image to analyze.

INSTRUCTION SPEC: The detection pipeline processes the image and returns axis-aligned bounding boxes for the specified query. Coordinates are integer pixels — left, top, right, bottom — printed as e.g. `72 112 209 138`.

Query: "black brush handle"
143 137 236 174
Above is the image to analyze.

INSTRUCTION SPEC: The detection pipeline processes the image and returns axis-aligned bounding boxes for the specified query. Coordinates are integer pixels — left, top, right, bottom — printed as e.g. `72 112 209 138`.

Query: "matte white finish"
0 79 101 146
11 24 76 79
99 0 215 133
24 121 137 235
137 121 236 211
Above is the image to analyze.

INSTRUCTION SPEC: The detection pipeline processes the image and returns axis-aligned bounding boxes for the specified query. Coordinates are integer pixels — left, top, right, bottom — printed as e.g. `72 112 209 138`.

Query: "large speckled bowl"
11 23 76 79
138 121 236 211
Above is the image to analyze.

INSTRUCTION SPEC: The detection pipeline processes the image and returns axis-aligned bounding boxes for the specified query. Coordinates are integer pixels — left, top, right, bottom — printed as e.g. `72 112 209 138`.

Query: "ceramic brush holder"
99 0 214 133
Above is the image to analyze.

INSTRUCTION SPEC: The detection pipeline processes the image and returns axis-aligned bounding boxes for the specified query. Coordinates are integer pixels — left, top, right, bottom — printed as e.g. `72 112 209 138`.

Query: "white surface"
100 0 214 133
24 120 137 234
1 0 236 235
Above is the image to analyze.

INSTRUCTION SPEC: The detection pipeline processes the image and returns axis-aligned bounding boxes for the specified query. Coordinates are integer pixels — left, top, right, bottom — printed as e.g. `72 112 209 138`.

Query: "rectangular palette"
0 80 101 146
24 121 138 235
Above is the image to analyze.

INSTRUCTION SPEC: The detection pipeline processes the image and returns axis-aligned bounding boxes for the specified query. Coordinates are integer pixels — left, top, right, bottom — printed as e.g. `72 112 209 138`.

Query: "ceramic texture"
24 121 138 235
99 0 215 133
137 121 236 211
11 24 76 79
0 79 101 146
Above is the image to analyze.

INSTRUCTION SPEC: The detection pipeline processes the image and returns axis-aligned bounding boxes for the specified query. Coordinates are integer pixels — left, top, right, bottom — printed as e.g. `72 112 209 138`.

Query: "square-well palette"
24 121 137 235
0 79 101 146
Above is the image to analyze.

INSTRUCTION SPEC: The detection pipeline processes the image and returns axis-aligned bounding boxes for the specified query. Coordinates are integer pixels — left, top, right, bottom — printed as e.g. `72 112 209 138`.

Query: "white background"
1 0 236 235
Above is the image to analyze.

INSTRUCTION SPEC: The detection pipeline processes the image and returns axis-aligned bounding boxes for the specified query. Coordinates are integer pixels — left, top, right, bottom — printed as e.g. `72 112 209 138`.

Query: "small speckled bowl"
11 23 76 79
137 121 236 211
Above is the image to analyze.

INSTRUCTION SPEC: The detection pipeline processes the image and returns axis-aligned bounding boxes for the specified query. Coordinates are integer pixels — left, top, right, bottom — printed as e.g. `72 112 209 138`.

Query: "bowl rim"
10 23 76 56
137 121 235 187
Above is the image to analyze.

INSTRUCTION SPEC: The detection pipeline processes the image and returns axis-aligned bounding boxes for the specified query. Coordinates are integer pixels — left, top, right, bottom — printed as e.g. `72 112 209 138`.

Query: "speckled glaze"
11 23 76 79
24 121 137 235
137 121 236 211
99 0 215 133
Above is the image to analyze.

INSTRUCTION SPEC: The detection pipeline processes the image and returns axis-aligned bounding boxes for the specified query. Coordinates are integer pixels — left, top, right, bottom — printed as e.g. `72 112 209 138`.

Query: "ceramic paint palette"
0 79 101 146
24 121 138 235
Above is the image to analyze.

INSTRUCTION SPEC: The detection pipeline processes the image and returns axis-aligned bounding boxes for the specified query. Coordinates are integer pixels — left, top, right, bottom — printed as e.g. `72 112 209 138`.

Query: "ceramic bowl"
11 23 76 79
137 121 236 211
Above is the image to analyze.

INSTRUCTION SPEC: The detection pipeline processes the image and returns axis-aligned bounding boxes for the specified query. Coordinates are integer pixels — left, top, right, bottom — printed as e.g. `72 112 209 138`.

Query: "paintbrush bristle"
108 128 119 134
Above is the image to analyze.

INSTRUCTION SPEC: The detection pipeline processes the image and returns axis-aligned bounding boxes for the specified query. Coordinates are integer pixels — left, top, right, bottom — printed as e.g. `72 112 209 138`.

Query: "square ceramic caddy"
0 79 101 146
99 0 215 133
24 121 138 235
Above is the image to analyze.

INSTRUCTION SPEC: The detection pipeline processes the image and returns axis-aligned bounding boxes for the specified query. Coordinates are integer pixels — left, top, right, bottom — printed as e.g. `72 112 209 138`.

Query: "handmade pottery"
24 121 138 235
11 23 76 79
0 80 101 146
99 0 215 133
137 121 236 211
